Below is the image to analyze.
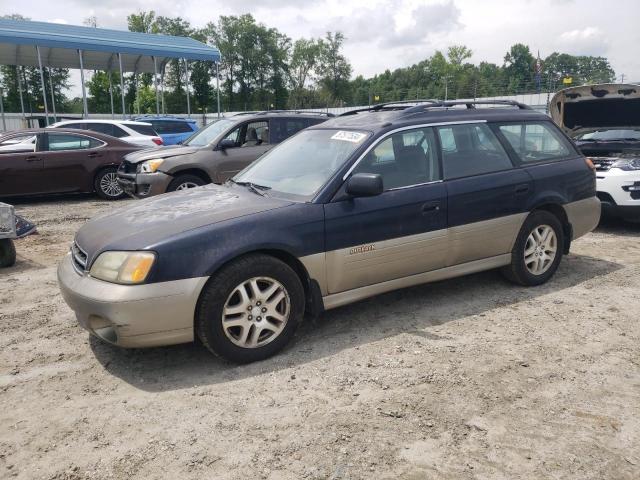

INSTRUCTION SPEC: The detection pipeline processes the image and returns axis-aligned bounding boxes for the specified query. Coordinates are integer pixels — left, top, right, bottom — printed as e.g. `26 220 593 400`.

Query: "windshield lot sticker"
331 131 367 143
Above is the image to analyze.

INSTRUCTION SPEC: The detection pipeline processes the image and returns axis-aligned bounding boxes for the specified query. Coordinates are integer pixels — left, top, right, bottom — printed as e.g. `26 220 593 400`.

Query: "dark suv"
117 111 332 197
59 100 600 363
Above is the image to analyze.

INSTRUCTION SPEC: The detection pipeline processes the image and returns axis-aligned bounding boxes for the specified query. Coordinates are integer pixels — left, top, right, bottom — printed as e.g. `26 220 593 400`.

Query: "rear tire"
501 210 564 286
0 239 16 268
195 254 304 363
94 167 125 200
167 174 206 192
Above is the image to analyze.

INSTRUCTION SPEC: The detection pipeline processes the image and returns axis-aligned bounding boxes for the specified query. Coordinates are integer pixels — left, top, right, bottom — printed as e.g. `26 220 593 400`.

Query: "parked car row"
58 100 602 363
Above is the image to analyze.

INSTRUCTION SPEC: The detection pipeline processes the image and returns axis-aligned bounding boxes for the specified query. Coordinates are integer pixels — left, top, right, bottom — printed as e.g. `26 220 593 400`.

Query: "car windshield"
185 119 235 146
233 129 370 200
576 128 640 141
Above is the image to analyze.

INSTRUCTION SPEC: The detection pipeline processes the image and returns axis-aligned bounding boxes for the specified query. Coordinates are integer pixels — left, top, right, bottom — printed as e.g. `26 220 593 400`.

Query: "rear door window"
270 118 311 143
497 122 574 163
437 123 513 179
85 123 114 137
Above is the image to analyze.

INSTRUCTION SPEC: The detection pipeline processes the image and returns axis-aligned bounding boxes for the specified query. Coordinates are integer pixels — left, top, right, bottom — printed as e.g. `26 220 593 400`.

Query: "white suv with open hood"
550 83 640 222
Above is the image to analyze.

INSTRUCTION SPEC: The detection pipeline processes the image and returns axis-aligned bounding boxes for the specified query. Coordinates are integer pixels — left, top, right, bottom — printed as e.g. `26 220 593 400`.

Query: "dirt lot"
1 195 639 480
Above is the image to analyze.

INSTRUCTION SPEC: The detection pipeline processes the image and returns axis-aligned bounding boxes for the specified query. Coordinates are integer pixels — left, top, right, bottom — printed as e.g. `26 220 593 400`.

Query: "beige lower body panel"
322 254 511 310
565 197 601 240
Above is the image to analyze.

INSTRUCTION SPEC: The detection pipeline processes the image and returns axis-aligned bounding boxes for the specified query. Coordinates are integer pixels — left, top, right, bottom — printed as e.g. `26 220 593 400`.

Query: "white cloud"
558 27 609 56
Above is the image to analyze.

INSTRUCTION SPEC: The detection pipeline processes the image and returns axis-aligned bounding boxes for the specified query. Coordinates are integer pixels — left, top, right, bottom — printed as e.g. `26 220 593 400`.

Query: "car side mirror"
218 139 235 150
346 173 383 197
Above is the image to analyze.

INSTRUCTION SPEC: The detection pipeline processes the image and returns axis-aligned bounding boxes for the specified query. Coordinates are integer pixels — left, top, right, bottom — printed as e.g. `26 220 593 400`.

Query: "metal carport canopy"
0 18 220 72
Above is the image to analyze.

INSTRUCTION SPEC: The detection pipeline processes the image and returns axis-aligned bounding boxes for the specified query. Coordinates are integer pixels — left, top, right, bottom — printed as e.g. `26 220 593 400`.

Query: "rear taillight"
584 157 596 171
152 137 163 146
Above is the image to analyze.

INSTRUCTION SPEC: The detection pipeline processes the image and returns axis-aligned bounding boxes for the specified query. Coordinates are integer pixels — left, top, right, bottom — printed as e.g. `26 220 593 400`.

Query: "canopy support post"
0 87 6 132
183 59 191 118
134 72 140 115
160 61 166 114
36 45 50 126
118 54 126 119
16 65 26 119
153 56 160 117
48 67 57 122
108 70 114 119
78 49 89 119
216 61 221 119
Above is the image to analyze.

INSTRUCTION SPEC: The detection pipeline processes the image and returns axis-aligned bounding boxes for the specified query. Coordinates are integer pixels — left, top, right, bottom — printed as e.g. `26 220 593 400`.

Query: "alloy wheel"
222 276 290 348
524 225 557 275
100 172 123 198
176 182 200 190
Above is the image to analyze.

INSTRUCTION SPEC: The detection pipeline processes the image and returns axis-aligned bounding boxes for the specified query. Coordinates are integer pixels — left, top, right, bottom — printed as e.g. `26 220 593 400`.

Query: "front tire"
167 174 206 192
502 210 564 286
94 167 125 200
0 239 16 268
195 254 305 363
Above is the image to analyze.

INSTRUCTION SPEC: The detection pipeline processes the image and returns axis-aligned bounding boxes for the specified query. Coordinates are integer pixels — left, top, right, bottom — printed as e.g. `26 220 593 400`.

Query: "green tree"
503 43 535 93
317 32 352 105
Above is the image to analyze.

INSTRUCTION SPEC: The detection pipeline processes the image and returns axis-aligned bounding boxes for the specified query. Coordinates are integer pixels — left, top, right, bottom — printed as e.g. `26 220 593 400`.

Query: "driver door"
216 120 271 181
323 127 448 294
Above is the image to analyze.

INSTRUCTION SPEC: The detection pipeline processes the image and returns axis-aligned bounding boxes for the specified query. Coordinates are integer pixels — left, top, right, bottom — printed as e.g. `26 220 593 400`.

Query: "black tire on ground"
94 167 126 200
166 174 206 192
195 254 305 363
501 210 565 286
0 239 17 268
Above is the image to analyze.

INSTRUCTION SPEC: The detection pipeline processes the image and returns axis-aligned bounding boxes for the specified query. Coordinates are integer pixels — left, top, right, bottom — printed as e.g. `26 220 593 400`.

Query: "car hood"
75 183 293 262
124 144 201 163
550 83 640 132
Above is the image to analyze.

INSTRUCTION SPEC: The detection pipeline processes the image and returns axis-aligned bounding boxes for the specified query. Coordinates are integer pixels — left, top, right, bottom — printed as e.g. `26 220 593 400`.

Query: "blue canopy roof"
0 19 220 73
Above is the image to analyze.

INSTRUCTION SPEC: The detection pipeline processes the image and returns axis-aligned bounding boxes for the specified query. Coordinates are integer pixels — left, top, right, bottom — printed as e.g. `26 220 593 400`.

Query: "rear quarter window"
151 121 194 134
496 122 575 163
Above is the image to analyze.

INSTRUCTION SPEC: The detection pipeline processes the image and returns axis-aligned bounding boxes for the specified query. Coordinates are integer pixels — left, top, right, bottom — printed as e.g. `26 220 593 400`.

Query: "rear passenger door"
324 127 447 293
438 122 532 266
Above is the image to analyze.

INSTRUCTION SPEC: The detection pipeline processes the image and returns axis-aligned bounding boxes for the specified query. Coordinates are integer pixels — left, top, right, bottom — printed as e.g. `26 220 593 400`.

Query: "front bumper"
57 253 207 348
116 171 172 198
596 169 640 221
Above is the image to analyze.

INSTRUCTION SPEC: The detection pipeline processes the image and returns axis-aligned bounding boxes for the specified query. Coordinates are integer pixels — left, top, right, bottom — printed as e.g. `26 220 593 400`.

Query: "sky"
3 0 639 87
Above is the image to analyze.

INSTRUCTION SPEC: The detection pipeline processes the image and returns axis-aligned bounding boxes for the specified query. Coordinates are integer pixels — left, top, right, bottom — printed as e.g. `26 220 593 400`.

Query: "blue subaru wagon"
59 100 601 363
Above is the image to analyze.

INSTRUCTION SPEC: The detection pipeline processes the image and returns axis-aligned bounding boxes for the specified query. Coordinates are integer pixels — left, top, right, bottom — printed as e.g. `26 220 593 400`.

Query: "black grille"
118 161 137 174
71 241 88 272
592 158 616 172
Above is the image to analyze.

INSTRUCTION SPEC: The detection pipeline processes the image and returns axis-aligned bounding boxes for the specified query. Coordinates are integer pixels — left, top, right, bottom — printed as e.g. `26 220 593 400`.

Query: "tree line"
0 12 617 116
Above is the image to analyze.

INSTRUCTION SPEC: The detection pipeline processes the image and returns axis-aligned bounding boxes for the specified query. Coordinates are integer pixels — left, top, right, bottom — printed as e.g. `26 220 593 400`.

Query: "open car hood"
550 83 640 133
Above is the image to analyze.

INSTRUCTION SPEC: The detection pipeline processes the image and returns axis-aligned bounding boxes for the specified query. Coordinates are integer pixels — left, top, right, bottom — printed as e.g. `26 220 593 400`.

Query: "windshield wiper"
230 179 271 196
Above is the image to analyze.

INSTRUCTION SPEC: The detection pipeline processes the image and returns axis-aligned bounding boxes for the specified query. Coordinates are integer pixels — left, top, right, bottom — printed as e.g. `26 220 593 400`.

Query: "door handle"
514 184 530 195
421 201 441 214
26 156 40 162
87 152 101 158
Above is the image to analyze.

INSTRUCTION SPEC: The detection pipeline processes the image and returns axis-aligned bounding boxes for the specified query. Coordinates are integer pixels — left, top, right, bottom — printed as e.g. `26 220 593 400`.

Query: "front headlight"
138 159 164 173
90 251 156 284
612 158 640 171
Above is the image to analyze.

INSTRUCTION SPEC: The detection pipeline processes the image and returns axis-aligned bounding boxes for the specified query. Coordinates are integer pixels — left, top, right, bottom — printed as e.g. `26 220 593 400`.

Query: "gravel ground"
1 195 639 480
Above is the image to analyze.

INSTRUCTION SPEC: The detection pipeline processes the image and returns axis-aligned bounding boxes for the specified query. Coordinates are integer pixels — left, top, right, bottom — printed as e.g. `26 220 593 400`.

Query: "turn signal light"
152 137 163 145
584 157 596 171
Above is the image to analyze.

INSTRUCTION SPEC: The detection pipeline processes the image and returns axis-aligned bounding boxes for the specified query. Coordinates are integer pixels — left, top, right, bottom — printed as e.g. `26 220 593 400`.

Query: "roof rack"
339 99 531 117
339 99 441 116
233 110 335 117
134 114 195 120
